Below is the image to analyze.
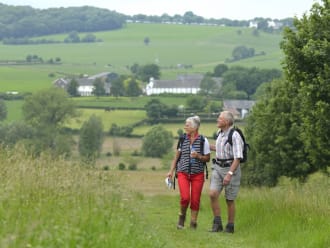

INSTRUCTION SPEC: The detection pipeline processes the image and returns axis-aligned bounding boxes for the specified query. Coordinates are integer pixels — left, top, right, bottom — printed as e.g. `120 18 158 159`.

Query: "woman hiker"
167 115 210 229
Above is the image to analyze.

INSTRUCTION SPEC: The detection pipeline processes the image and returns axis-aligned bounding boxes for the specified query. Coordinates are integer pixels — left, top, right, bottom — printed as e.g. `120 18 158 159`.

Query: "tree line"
0 4 126 39
0 3 294 41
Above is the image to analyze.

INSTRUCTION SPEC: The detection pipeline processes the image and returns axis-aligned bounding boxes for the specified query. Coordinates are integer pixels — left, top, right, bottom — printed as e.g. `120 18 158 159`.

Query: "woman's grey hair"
221 111 234 125
186 115 200 129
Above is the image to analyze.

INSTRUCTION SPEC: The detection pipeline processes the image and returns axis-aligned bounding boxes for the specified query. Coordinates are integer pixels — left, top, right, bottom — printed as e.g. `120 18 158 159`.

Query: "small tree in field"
142 125 173 158
22 87 77 156
79 114 104 164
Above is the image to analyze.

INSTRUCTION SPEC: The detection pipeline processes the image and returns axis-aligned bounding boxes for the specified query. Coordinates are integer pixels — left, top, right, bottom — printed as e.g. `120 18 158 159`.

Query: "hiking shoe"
209 222 223 232
190 221 197 229
224 223 234 233
177 214 185 229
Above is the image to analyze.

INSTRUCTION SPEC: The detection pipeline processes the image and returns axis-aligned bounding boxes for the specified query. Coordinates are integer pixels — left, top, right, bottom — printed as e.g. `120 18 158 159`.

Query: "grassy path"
124 171 330 248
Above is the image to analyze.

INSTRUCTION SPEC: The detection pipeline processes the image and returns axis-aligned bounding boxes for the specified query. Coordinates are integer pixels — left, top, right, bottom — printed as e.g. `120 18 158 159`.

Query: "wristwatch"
228 171 233 176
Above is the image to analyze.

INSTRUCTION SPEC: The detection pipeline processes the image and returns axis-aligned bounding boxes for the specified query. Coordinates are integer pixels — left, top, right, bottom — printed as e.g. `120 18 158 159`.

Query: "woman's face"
184 120 196 134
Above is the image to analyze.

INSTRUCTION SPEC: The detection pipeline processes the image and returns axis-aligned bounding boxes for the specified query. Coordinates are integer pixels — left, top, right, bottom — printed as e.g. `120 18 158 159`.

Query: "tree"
199 75 217 96
67 79 79 97
79 114 104 164
92 78 106 97
144 37 150 45
110 75 125 97
64 31 80 43
0 99 7 121
244 0 330 186
280 0 330 174
142 125 173 157
125 77 142 96
0 121 34 147
23 88 76 129
81 33 96 42
222 66 282 99
213 64 228 77
144 98 166 124
138 64 160 82
186 95 207 112
22 87 77 156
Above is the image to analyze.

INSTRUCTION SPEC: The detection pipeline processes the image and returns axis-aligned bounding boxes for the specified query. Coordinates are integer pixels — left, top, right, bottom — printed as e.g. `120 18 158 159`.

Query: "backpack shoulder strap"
199 134 208 179
177 133 186 150
200 135 205 155
225 128 235 146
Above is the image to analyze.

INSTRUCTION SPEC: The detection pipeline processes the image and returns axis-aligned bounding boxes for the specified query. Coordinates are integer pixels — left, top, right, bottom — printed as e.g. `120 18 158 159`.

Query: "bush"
131 150 141 156
118 163 126 170
113 139 121 156
128 163 137 171
142 125 173 157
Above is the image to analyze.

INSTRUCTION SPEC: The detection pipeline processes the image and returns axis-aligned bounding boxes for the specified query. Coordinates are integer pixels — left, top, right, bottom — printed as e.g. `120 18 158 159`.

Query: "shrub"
128 163 137 171
118 163 126 170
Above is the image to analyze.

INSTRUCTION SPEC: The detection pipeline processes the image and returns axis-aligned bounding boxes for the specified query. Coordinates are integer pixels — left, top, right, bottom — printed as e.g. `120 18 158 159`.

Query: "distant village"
53 72 255 119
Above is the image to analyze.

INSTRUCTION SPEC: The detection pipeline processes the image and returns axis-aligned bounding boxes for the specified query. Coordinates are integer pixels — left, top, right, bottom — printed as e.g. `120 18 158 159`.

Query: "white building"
145 74 204 96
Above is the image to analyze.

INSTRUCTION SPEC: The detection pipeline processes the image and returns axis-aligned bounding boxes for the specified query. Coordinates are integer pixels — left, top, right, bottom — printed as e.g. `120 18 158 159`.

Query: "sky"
0 0 321 20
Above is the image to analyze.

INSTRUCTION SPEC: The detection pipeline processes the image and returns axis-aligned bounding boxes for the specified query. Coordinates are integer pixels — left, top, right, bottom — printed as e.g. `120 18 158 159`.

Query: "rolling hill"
0 22 284 93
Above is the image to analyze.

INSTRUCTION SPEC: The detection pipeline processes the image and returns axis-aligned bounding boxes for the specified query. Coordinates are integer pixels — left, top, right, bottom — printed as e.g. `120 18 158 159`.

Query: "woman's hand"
167 170 174 178
190 150 199 158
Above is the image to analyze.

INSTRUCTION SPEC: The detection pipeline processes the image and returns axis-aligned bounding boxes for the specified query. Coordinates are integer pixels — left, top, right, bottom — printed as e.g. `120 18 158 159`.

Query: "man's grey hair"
221 111 234 125
186 115 200 129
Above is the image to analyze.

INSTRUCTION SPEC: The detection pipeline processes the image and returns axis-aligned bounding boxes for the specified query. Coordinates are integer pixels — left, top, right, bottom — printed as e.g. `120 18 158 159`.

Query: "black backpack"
224 126 249 163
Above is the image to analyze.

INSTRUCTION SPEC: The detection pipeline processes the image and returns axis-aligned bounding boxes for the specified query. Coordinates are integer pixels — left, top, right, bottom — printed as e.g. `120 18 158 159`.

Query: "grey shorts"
209 164 241 200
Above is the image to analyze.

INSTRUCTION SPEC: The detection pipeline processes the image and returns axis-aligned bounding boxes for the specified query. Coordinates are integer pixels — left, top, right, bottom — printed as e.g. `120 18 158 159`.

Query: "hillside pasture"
0 23 283 94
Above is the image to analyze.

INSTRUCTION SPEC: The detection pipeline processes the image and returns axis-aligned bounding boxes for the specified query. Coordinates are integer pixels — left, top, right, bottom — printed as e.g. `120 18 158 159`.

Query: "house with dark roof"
223 100 256 119
53 72 112 96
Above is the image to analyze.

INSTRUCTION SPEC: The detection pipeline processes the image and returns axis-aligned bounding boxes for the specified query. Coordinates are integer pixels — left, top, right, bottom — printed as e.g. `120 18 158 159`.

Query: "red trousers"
177 172 204 211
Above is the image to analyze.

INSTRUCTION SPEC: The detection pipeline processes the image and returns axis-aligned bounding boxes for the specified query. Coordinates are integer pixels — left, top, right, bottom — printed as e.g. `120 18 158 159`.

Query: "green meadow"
0 146 328 248
0 23 283 93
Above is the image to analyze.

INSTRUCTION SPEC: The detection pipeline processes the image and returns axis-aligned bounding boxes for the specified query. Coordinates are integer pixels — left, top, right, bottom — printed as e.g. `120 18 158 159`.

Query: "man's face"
217 114 228 129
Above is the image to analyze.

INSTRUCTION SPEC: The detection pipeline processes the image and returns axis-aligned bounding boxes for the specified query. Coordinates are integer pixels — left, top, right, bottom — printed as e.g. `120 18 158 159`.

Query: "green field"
67 108 147 130
0 23 283 93
0 147 328 247
72 95 188 108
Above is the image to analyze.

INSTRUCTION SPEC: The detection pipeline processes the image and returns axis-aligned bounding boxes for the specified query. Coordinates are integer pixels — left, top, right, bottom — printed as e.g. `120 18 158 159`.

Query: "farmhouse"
145 74 206 95
53 72 111 96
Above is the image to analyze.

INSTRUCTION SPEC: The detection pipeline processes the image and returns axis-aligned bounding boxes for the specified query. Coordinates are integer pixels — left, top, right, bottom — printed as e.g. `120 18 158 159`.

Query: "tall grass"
138 173 329 248
0 147 165 247
1 145 328 247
